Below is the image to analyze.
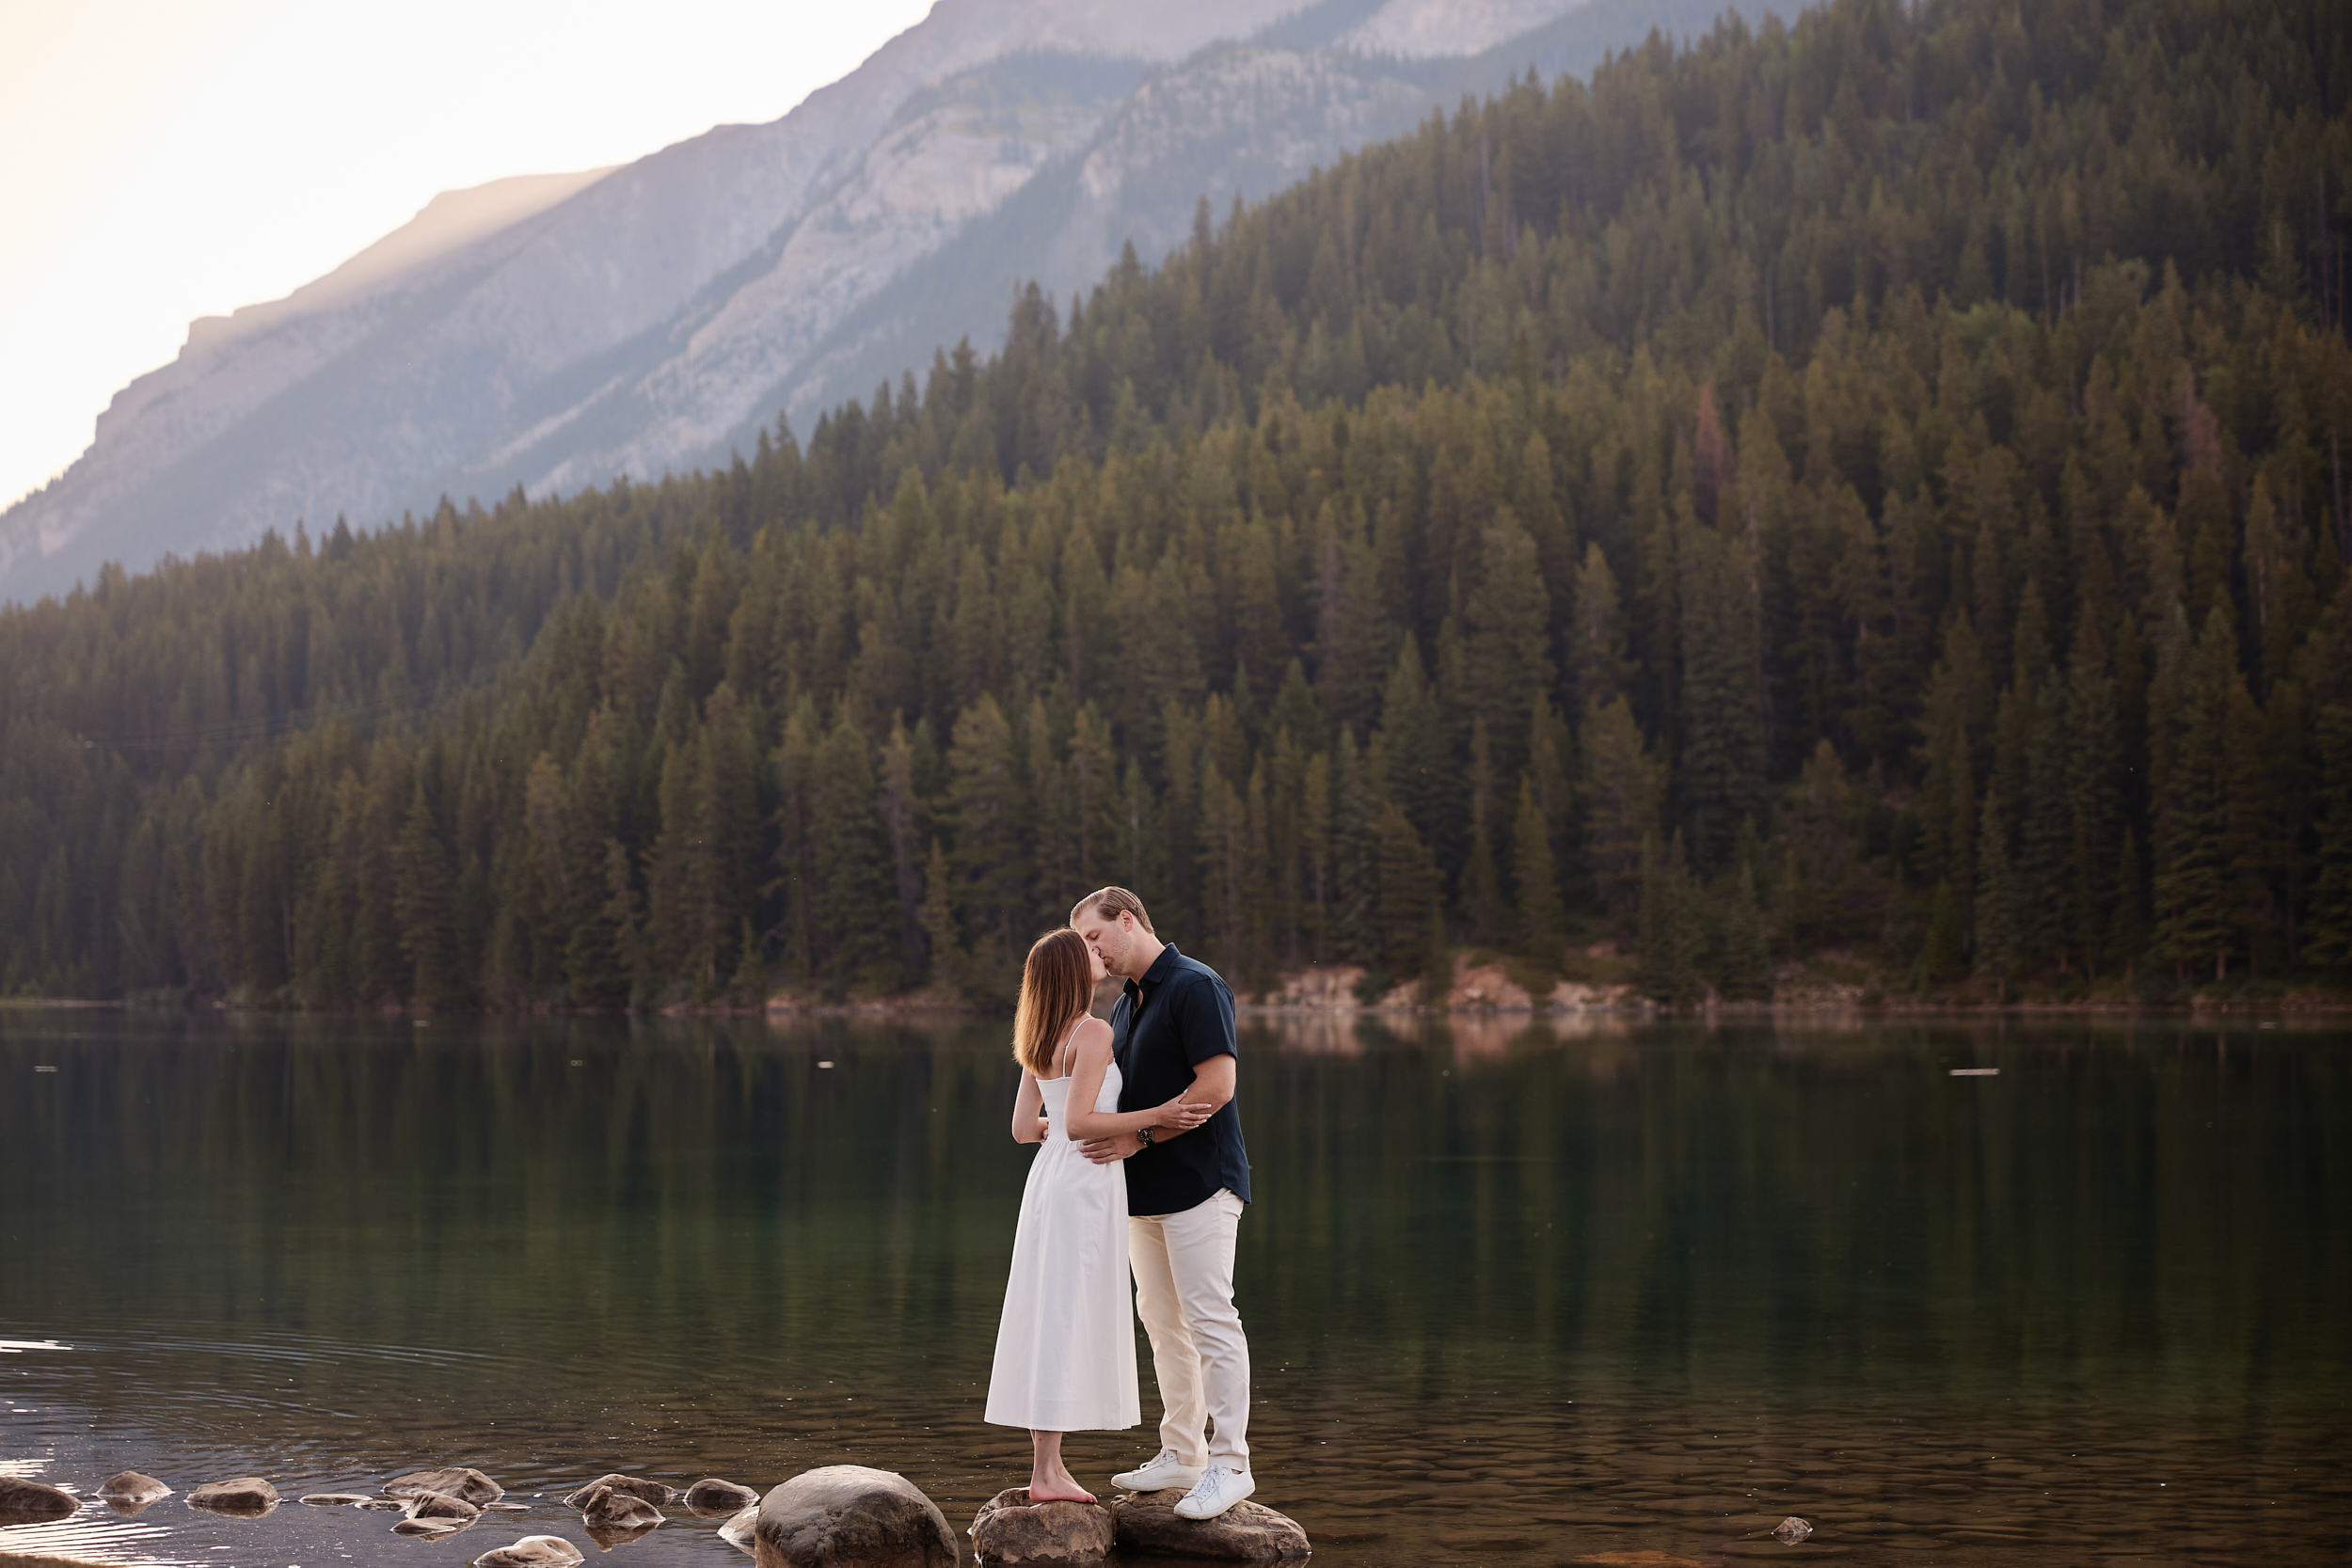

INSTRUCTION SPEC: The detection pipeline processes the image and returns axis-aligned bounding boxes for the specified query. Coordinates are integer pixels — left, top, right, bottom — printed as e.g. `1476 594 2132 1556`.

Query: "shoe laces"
1183 1466 1235 1498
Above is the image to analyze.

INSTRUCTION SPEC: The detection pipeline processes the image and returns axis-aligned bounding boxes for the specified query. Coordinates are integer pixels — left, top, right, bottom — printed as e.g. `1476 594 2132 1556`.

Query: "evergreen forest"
5 0 2351 1008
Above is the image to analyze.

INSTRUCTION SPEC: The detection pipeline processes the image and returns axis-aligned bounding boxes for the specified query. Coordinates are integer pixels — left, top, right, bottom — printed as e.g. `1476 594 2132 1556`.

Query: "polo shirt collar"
1126 942 1180 1000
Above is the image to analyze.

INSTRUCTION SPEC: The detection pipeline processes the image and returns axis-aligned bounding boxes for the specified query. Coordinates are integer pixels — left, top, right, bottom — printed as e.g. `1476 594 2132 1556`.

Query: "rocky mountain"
0 0 1738 602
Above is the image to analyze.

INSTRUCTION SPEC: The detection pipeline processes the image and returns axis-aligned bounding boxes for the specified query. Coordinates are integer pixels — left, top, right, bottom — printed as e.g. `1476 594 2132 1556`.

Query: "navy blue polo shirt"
1111 942 1251 1216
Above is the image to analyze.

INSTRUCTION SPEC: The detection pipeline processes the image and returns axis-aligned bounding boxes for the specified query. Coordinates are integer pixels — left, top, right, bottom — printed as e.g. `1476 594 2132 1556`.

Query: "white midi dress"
984 1046 1142 1433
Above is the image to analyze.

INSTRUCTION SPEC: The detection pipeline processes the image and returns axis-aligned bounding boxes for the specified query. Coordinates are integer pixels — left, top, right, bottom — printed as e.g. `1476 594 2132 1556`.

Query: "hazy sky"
0 0 937 512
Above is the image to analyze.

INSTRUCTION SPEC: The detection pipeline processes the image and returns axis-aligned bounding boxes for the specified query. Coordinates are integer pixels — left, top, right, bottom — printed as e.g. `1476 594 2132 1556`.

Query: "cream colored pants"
1128 1187 1250 1470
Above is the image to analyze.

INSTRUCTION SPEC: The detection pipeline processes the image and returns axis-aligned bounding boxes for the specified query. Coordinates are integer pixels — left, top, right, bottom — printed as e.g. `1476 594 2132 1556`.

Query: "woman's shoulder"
1072 1013 1114 1049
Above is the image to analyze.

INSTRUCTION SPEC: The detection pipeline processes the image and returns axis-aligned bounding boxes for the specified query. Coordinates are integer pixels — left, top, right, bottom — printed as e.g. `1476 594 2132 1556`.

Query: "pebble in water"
1773 1515 1814 1543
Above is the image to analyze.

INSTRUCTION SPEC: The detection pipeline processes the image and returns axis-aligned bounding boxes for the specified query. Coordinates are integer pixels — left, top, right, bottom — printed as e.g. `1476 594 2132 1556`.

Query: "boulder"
1107 1489 1310 1561
570 1481 664 1533
0 1477 78 1525
98 1472 170 1507
753 1465 955 1568
187 1478 280 1516
406 1491 484 1523
969 1488 1115 1565
473 1535 587 1568
719 1505 758 1555
562 1475 675 1510
301 1494 377 1507
393 1517 466 1536
387 1467 505 1506
685 1479 762 1516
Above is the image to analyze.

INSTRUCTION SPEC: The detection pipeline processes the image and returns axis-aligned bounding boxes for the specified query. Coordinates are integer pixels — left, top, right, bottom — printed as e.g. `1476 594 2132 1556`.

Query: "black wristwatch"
1137 1127 1155 1147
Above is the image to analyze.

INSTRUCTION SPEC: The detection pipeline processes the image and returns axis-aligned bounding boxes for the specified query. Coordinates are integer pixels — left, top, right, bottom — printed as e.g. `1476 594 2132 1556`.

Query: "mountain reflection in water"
2 1011 2345 1565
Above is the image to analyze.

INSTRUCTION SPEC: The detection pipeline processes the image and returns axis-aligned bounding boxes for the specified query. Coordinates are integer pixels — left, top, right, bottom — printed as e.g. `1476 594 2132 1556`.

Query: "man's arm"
1080 976 1237 1163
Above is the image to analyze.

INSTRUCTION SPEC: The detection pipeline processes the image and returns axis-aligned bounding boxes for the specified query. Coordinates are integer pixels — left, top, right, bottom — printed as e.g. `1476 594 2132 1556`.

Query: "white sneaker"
1172 1466 1254 1520
1112 1449 1203 1492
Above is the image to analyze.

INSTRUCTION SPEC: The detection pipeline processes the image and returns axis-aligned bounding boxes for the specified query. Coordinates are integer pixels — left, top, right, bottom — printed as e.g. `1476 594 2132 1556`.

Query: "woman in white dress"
987 927 1213 1501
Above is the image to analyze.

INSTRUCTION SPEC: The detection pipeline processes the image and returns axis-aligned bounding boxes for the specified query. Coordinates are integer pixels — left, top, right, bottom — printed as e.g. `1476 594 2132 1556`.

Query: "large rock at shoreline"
388 1467 504 1505
563 1474 675 1509
969 1488 1115 1565
0 1477 78 1525
754 1466 954 1568
720 1505 759 1554
1108 1489 1310 1560
474 1535 587 1568
685 1479 762 1516
188 1477 279 1516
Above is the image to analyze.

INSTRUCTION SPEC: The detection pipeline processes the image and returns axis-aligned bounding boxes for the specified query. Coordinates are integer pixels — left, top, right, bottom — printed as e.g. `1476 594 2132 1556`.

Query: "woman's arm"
1009 1068 1045 1144
1062 1018 1214 1141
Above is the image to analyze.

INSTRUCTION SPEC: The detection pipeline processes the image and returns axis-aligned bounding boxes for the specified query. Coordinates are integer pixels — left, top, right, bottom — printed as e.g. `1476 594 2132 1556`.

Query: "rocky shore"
0 1460 1314 1567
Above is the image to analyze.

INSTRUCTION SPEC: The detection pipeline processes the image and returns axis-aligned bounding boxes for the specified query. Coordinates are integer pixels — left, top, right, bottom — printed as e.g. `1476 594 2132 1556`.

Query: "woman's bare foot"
1025 1472 1096 1504
1026 1431 1096 1503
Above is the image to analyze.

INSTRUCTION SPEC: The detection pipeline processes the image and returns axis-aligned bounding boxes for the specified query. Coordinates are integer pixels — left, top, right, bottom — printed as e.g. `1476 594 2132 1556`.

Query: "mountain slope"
0 0 1729 603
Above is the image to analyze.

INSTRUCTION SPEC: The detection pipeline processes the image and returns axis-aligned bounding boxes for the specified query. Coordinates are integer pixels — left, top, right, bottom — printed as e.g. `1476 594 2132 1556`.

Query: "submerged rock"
474 1535 587 1568
753 1465 955 1568
0 1477 79 1525
1773 1516 1815 1544
719 1505 758 1555
406 1491 484 1523
393 1516 468 1536
387 1468 505 1506
684 1479 761 1516
583 1517 662 1550
188 1478 280 1516
1107 1488 1311 1561
98 1472 170 1508
359 1497 410 1511
969 1487 1116 1565
301 1494 377 1507
570 1482 663 1535
563 1475 675 1510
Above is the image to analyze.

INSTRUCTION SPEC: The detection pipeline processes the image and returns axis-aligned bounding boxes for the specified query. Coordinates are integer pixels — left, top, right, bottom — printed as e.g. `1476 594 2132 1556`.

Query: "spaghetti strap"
1054 1014 1087 1080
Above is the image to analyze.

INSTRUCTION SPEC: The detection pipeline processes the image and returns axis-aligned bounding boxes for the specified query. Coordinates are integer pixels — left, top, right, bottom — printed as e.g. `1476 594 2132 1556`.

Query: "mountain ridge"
0 0 1731 604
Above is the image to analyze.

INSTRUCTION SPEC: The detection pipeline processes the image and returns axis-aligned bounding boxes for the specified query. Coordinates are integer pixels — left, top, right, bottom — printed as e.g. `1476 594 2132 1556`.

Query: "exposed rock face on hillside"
0 0 1727 602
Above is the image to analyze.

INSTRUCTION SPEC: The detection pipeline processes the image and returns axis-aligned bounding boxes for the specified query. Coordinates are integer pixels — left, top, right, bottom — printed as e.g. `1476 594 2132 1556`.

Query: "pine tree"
1510 775 1564 965
1974 787 2023 999
1677 517 1768 869
946 693 1028 988
1634 831 1703 1006
1374 801 1442 988
812 712 898 994
2306 703 2352 973
2153 607 2241 980
391 779 456 1004
1921 880 1965 983
1580 694 1661 933
1715 859 1772 1001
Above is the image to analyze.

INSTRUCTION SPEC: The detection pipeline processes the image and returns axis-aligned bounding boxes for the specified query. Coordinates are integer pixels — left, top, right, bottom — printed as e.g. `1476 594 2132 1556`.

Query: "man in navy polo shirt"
1071 887 1255 1520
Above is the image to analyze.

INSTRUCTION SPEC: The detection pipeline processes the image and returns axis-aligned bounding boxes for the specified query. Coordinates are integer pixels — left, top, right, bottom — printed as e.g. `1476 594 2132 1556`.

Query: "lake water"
2 1010 2346 1568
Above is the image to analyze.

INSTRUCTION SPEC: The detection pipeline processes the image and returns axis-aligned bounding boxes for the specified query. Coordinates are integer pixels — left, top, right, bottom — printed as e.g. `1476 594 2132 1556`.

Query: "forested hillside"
5 0 2349 1007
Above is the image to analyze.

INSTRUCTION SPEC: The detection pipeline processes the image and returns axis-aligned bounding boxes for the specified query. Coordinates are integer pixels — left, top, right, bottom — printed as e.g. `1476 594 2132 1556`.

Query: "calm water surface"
1 1010 2346 1567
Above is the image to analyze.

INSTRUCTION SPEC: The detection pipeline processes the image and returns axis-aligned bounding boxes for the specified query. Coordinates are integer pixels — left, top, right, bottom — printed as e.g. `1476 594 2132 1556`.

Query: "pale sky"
0 0 938 512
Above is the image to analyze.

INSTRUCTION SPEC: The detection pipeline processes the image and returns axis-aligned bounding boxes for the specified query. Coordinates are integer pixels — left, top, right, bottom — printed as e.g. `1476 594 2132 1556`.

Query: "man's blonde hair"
1071 886 1154 933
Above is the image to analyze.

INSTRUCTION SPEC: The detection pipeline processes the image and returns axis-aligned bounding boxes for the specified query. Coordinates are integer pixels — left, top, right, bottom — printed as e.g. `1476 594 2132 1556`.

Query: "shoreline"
8 995 2350 1020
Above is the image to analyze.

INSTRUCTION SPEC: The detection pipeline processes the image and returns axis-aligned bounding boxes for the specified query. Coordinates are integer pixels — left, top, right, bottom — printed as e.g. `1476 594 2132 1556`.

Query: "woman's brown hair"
1013 927 1093 1077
